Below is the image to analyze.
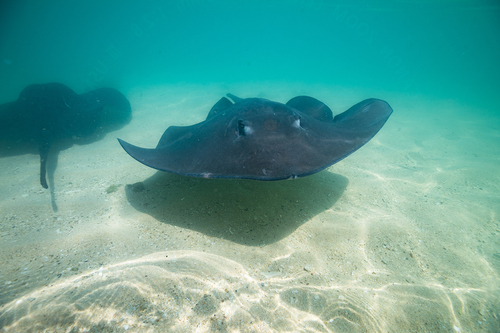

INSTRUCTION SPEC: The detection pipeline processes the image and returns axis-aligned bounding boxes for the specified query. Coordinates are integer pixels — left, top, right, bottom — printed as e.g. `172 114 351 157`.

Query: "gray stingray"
118 94 392 180
0 83 132 189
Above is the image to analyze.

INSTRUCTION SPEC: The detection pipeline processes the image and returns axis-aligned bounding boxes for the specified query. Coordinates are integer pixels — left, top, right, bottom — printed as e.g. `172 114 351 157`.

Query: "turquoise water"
1 1 499 109
1 1 499 332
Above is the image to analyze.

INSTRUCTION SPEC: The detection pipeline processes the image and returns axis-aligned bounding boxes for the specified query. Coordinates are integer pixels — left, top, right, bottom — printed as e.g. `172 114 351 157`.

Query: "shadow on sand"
125 170 348 246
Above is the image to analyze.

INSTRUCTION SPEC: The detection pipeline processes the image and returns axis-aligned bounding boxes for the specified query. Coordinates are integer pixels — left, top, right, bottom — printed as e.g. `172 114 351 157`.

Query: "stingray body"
119 94 392 180
0 83 131 188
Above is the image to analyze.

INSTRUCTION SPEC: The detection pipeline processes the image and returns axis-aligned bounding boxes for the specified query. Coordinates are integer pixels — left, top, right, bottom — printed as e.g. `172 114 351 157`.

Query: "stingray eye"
238 120 245 136
237 120 253 136
292 116 302 129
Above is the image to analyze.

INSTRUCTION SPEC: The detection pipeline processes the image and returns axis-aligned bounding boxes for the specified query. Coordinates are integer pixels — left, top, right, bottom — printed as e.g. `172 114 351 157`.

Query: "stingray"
0 83 132 189
118 94 392 180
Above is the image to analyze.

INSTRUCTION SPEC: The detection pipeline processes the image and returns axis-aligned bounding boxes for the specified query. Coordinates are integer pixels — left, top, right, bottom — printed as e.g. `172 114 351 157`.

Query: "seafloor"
0 83 499 332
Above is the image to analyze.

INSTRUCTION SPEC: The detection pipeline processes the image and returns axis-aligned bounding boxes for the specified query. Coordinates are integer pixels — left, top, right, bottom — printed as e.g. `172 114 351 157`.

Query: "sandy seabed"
0 82 499 333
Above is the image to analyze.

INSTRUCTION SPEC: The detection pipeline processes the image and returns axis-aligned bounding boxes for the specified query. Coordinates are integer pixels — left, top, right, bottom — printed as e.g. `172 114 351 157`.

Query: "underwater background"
1 0 499 109
1 1 499 332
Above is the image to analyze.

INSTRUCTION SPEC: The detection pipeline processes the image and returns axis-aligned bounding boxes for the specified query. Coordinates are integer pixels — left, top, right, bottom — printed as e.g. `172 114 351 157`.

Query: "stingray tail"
39 142 50 189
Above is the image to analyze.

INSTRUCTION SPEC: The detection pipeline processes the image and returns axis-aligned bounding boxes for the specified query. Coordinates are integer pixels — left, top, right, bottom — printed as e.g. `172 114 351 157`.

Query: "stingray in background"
0 83 132 189
119 93 392 180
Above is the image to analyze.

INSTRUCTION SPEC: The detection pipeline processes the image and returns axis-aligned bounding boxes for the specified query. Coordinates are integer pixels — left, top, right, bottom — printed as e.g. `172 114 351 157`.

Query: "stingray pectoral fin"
118 139 172 172
226 93 244 103
205 97 233 120
156 125 194 149
333 98 392 129
286 96 334 122
320 98 393 164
